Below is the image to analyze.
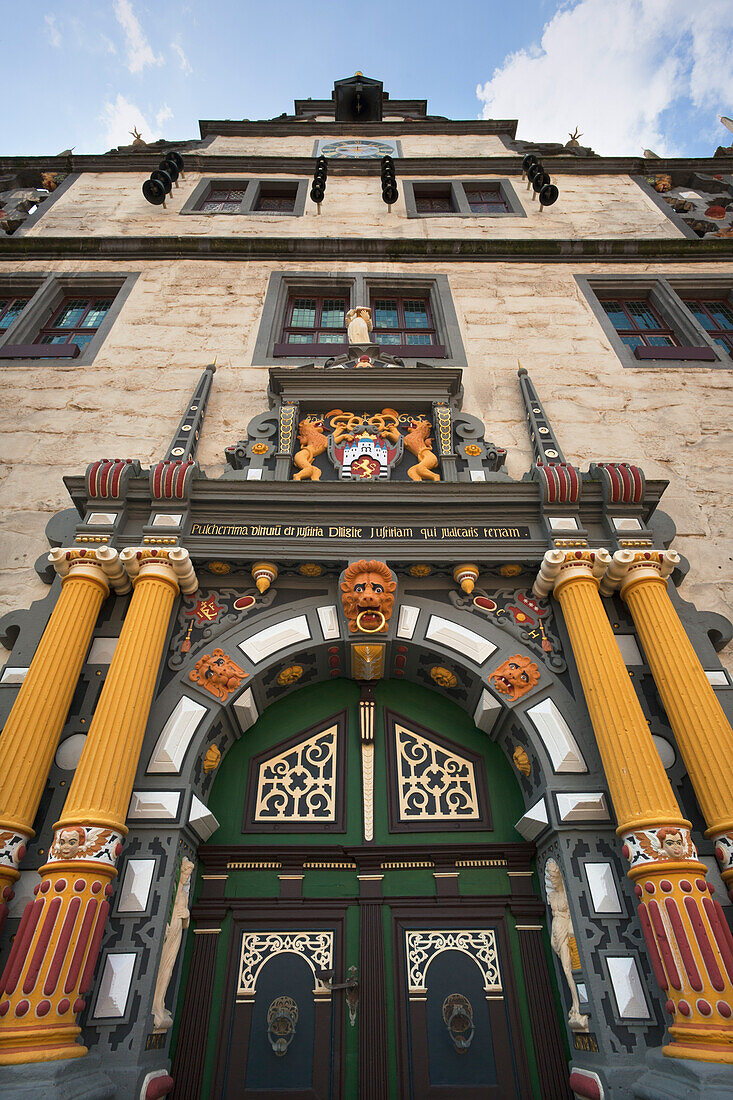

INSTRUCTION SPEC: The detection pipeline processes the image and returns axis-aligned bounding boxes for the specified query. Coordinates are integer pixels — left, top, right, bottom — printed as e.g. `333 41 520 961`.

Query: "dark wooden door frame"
210 907 347 1100
391 903 534 1100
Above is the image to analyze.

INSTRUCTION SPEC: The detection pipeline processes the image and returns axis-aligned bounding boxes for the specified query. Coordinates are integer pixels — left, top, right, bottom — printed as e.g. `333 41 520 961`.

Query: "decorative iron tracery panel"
405 929 503 994
237 931 334 996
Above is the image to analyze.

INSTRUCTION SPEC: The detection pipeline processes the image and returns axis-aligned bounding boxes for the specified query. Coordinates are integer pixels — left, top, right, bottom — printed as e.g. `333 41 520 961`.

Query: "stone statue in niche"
345 307 373 345
152 857 195 1032
545 859 589 1031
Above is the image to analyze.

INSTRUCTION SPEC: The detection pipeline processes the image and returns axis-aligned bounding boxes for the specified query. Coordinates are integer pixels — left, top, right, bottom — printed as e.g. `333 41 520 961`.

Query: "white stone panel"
397 605 420 639
233 687 258 735
93 953 136 1018
128 791 180 820
151 513 183 527
606 956 650 1018
615 635 643 665
147 696 208 774
526 698 587 773
469 469 486 482
652 735 676 770
55 733 87 771
425 615 496 665
473 689 502 735
238 614 310 663
585 862 623 914
556 791 609 823
576 983 589 1003
86 512 118 526
189 794 220 840
246 467 263 480
317 605 340 640
549 517 579 530
0 667 28 684
117 859 156 913
87 637 119 664
612 517 643 531
515 797 548 841
705 670 729 686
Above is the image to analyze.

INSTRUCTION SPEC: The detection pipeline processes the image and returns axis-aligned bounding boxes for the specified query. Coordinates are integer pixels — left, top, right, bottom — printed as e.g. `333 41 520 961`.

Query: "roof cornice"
198 118 518 137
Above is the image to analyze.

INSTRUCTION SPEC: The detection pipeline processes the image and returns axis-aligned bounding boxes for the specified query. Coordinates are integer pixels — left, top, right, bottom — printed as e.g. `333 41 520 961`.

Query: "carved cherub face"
55 827 84 860
190 649 247 701
657 828 685 860
340 560 396 633
489 654 540 701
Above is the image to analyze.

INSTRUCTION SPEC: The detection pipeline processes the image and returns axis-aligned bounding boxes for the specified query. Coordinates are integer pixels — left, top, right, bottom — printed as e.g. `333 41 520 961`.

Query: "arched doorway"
169 678 570 1098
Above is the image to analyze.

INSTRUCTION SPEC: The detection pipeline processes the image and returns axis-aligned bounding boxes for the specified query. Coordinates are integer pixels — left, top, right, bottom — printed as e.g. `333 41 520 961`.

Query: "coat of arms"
328 410 403 481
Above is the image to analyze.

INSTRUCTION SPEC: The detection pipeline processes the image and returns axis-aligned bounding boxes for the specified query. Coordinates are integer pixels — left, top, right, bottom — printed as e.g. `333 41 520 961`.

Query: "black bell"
142 178 166 205
165 151 184 173
532 170 551 193
539 183 559 207
159 158 179 184
522 153 538 175
527 161 543 184
150 168 172 195
333 73 383 123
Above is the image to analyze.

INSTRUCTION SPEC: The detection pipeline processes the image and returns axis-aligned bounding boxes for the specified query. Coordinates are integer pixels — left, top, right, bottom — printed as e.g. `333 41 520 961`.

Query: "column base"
632 1047 733 1099
1 1049 114 1100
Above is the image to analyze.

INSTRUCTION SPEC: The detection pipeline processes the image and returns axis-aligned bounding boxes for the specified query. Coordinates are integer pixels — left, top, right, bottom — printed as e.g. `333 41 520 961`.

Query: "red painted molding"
0 343 79 358
633 345 716 361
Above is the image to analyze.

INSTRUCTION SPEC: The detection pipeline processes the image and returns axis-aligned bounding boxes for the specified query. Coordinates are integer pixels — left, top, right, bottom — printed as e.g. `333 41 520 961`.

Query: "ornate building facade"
0 74 732 1100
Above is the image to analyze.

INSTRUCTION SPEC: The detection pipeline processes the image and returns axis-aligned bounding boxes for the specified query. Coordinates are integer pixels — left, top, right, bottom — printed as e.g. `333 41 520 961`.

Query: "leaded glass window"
281 294 348 347
599 298 678 349
0 298 29 330
464 185 508 214
372 296 436 347
683 299 733 356
35 298 113 349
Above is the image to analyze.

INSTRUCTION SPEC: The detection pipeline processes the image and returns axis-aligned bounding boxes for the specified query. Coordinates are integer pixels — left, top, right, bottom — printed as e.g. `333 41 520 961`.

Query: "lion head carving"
189 649 248 701
489 654 540 701
340 559 396 634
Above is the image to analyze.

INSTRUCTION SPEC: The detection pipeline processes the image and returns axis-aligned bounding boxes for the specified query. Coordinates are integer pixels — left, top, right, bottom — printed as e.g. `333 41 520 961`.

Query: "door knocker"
442 993 474 1053
267 996 298 1056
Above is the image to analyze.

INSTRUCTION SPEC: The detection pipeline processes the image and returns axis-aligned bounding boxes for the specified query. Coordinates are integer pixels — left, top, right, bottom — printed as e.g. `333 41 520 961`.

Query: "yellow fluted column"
535 550 733 1065
0 548 128 929
611 550 733 897
0 547 197 1065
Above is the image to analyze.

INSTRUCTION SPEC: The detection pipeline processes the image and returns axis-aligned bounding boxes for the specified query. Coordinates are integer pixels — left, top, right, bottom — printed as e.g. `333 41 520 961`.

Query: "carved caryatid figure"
293 417 328 481
345 307 373 345
152 857 195 1031
545 859 588 1031
403 418 440 482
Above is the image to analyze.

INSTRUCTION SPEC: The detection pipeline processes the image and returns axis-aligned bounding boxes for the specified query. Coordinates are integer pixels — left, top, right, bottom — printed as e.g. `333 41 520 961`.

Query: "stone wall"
199 133 517 157
0 256 730 671
22 171 682 241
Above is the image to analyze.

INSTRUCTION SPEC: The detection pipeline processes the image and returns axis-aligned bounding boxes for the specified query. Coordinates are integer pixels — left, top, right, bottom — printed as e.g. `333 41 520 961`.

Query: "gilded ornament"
512 745 531 776
277 664 304 686
251 443 269 455
453 563 479 595
299 562 323 577
189 649 248 701
489 655 541 701
404 418 440 482
340 559 396 634
499 564 523 577
430 666 458 688
293 416 328 481
207 561 231 575
203 745 221 772
252 561 277 594
409 563 431 577
464 444 482 456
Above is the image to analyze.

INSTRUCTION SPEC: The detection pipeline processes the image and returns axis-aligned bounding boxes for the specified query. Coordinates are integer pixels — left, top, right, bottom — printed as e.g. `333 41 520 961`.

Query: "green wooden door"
172 679 565 1098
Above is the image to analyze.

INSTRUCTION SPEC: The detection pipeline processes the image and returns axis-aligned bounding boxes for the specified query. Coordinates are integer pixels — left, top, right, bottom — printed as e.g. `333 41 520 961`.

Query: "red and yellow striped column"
0 548 197 1064
609 550 733 900
0 548 129 932
535 549 733 1064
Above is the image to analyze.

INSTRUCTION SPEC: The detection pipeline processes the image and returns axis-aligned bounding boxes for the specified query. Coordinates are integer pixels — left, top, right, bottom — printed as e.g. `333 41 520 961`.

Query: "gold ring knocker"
356 610 386 634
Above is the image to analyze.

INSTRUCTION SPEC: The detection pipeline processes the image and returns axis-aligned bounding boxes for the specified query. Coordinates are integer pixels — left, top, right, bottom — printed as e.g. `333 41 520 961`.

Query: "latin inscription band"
189 523 531 541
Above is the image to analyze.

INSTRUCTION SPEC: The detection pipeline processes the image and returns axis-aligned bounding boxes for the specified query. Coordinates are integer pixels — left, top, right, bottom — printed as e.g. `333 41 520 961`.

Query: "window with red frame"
370 295 438 351
254 184 297 213
278 294 348 351
682 298 733 356
0 297 29 331
35 298 113 349
599 298 678 349
464 185 509 214
197 186 248 213
414 186 454 214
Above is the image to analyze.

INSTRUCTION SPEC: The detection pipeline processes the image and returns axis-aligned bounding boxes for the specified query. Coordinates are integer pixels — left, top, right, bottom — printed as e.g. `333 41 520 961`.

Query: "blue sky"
6 1 733 157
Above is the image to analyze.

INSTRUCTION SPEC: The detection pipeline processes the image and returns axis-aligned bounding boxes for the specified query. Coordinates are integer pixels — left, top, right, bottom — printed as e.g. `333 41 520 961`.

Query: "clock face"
316 139 399 159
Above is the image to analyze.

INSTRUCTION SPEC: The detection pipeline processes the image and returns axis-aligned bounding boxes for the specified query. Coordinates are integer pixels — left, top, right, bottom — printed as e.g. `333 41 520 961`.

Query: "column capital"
599 548 679 598
533 547 611 598
119 546 198 595
48 546 130 595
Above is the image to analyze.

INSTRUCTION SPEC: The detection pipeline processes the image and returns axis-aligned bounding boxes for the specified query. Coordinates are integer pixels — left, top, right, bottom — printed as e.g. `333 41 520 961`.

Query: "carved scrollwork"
255 725 338 822
395 723 480 821
405 930 502 994
237 931 334 996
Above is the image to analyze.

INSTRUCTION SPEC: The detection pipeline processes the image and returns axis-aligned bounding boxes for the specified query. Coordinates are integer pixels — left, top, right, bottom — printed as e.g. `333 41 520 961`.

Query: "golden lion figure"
489 654 540 701
189 649 248 701
404 418 440 482
293 417 328 481
340 559 396 634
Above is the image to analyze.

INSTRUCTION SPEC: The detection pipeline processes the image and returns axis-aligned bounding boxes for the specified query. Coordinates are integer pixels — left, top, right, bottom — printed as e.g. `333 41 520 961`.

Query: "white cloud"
156 104 173 129
99 93 163 150
44 13 62 48
171 39 192 77
113 0 163 74
100 34 117 55
476 0 733 156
